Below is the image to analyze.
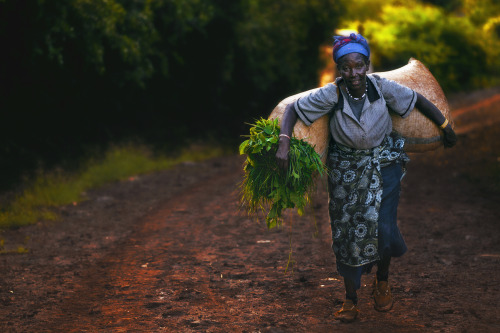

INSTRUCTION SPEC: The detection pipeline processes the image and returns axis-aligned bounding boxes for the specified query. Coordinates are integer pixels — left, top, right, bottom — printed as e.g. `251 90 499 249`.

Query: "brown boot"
373 279 393 312
334 299 359 322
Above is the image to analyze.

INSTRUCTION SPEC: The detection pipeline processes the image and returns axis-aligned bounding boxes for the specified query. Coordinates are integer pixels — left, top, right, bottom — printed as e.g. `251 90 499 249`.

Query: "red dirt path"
1 91 500 332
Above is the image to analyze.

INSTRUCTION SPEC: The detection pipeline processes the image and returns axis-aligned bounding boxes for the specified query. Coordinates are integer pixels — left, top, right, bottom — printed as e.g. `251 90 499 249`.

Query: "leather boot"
334 299 359 322
373 278 393 312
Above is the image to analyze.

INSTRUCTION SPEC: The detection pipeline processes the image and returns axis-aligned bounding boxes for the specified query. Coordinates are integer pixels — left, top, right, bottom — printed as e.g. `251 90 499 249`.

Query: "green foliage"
236 0 344 93
28 0 160 86
0 0 345 191
239 118 326 228
340 1 500 92
462 0 500 26
338 0 419 23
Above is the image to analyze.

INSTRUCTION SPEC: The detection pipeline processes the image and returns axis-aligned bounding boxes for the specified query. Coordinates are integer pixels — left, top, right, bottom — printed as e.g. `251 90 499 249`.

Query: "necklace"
346 81 367 101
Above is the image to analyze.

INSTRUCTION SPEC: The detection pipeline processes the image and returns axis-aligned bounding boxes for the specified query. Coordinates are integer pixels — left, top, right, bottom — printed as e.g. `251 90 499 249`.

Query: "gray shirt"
293 74 417 149
347 95 365 121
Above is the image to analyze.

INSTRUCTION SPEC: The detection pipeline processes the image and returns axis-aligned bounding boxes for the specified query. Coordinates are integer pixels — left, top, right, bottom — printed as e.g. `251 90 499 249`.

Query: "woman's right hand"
442 124 457 148
276 137 291 171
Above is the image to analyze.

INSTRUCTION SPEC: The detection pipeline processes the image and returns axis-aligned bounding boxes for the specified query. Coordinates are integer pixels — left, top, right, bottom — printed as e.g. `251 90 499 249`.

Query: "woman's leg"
376 255 391 282
373 163 404 311
344 277 358 305
378 163 407 260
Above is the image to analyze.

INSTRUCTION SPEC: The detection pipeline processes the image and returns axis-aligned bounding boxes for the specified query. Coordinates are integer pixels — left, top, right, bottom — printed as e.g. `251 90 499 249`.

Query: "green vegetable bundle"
239 118 327 228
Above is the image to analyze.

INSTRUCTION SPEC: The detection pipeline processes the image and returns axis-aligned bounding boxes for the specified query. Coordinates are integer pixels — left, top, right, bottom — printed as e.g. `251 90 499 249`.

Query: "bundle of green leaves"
239 118 326 228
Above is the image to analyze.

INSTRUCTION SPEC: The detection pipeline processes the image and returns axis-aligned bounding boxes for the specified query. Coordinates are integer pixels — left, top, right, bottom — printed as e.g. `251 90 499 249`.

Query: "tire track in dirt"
31 161 326 332
32 165 247 331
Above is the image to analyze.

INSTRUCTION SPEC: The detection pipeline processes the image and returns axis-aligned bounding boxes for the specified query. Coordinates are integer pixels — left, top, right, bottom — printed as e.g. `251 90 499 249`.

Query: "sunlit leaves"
340 0 500 91
463 0 500 26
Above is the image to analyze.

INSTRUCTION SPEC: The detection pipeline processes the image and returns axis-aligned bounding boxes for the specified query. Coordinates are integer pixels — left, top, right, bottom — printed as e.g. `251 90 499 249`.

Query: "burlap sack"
268 88 330 163
269 58 450 156
376 58 452 152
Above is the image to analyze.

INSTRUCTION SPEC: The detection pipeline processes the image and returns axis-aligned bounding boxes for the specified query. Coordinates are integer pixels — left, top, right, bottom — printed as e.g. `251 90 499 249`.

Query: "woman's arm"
276 103 298 170
275 84 338 169
415 93 457 148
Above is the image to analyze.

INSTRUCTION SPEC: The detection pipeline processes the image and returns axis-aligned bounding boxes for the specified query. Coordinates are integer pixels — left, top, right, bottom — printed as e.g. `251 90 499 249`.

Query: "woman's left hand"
442 125 457 148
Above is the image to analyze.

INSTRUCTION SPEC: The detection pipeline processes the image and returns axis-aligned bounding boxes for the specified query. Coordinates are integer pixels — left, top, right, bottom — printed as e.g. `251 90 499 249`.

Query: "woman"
276 33 457 322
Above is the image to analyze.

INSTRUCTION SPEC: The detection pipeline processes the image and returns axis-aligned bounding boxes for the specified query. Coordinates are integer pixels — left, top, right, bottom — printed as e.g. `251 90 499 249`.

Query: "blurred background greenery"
1 0 499 192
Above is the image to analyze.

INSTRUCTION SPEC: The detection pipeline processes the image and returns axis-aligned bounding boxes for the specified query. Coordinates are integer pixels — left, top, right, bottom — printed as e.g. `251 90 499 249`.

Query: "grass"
0 143 227 229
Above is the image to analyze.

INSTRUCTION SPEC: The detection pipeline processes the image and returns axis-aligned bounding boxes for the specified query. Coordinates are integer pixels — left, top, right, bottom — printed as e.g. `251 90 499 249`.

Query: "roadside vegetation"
0 144 226 230
338 0 500 91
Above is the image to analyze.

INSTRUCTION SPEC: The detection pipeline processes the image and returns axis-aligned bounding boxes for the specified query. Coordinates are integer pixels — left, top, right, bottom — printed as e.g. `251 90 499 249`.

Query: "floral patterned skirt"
327 132 409 268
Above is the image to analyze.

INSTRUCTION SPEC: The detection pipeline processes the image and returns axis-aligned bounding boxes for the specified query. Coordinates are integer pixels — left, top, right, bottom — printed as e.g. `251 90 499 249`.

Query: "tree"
339 1 500 92
0 0 345 189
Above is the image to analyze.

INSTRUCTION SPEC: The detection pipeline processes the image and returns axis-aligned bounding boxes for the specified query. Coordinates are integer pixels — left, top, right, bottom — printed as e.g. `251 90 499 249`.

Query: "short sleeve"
377 77 417 118
293 83 338 126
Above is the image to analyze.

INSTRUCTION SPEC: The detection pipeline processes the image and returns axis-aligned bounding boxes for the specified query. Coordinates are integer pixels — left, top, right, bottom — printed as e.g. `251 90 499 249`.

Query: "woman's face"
337 53 370 92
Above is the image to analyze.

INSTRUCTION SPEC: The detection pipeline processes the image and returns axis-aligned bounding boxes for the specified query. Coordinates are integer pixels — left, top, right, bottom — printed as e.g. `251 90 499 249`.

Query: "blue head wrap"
333 33 370 63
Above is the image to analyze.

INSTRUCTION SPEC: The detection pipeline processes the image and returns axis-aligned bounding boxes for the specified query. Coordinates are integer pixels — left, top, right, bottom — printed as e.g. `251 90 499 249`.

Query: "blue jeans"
336 162 407 289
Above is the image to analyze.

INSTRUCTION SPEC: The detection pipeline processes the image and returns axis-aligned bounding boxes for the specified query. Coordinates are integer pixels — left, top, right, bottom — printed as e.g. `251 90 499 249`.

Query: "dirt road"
1 93 500 332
